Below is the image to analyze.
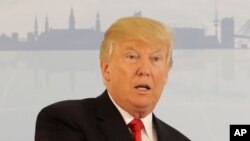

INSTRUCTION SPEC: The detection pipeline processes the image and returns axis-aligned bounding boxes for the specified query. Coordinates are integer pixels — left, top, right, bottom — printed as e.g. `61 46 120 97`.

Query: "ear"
100 60 111 82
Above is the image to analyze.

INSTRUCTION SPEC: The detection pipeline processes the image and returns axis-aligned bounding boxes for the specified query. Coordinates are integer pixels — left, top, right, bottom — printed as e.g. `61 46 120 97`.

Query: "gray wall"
1 0 250 141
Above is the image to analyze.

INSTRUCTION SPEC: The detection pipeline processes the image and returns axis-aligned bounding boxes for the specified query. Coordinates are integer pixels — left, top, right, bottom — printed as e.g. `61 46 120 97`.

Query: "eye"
126 54 139 61
151 56 162 62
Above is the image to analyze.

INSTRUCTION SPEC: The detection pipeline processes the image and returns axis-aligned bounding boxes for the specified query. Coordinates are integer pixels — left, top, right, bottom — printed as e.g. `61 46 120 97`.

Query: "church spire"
45 14 49 32
96 13 101 32
69 8 75 30
34 16 38 38
214 0 219 39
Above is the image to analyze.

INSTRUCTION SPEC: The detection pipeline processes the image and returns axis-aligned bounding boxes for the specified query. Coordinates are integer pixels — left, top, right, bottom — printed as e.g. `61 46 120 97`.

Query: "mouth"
134 84 151 92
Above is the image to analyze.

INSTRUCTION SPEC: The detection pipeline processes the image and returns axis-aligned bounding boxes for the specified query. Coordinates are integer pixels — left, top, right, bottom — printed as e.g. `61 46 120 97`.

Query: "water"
0 49 249 141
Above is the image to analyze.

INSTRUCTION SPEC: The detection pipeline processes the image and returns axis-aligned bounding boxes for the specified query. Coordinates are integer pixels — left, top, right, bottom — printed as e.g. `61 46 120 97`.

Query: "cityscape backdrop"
0 0 250 141
1 7 250 50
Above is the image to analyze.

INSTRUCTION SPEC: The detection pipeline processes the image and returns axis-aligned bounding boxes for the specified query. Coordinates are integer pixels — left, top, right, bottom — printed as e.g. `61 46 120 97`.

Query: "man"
35 17 190 141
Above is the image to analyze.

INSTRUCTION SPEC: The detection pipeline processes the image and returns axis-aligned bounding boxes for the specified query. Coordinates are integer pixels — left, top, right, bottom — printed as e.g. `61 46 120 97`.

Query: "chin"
133 101 154 111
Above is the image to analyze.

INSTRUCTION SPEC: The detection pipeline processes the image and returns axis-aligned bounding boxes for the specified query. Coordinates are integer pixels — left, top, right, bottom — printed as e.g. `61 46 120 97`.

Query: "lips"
134 84 151 91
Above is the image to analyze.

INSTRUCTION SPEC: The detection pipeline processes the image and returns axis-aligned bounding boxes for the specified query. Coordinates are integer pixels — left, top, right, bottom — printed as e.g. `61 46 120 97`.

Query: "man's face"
101 39 170 117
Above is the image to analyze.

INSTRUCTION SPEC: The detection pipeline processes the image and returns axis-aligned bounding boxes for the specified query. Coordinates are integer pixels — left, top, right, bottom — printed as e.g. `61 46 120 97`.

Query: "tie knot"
128 118 144 132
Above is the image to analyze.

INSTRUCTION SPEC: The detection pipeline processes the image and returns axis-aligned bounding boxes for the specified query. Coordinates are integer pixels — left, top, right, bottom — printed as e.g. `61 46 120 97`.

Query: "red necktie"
128 118 144 141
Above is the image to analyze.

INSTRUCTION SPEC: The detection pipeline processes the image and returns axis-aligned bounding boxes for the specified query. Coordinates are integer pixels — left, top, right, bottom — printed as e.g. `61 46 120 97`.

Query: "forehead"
117 39 166 52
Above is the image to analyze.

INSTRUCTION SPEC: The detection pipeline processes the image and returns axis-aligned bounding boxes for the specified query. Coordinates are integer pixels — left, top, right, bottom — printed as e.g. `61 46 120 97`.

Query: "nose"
136 58 151 77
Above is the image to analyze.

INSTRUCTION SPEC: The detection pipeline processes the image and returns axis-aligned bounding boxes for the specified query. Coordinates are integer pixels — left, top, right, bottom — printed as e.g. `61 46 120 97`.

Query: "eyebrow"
152 48 163 53
123 45 138 52
123 45 164 54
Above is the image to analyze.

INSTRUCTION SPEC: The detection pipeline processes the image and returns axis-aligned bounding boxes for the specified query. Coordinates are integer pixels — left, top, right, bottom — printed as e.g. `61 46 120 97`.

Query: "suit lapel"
153 115 170 141
153 115 190 141
96 91 133 141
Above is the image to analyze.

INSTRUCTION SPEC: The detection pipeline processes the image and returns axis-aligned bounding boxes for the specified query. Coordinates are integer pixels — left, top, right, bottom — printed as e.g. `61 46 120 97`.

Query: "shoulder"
37 98 97 122
42 98 96 111
154 116 190 141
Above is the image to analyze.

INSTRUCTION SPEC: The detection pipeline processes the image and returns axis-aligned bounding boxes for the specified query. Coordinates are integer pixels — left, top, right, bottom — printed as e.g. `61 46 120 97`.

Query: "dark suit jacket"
35 90 190 141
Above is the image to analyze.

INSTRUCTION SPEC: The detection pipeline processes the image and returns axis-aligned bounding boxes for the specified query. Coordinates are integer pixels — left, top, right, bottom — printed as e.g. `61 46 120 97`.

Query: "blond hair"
99 17 173 67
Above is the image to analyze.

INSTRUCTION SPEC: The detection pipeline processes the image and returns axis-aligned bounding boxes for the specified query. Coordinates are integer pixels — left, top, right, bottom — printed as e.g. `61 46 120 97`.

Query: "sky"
0 0 250 38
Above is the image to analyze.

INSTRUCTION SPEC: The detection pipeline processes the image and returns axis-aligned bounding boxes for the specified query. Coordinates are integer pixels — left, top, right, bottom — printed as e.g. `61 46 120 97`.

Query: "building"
0 9 103 50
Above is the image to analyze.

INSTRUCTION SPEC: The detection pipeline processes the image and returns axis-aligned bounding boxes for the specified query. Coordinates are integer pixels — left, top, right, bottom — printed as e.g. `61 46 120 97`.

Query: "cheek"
116 63 136 76
164 73 169 84
154 69 169 87
162 67 169 82
110 64 133 86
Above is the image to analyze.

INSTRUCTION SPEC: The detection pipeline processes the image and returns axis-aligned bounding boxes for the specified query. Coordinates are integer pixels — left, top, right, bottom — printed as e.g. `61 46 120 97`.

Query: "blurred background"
0 0 250 140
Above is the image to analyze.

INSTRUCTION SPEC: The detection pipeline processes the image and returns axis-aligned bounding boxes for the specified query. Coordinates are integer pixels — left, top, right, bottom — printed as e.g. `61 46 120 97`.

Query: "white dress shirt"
108 93 158 141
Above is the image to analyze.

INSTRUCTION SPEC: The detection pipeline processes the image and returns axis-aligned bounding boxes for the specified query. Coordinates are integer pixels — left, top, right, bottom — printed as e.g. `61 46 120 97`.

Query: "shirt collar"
108 92 154 140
